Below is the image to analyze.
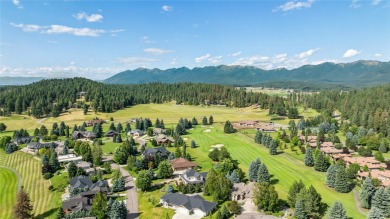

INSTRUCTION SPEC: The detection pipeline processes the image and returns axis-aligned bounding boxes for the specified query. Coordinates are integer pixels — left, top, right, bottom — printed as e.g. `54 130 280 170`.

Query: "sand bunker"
201 125 206 128
211 144 224 148
183 138 188 141
204 129 211 132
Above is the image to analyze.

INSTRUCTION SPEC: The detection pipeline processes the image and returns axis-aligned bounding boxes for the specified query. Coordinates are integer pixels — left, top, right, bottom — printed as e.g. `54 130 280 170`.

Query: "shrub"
48 185 54 190
43 172 53 179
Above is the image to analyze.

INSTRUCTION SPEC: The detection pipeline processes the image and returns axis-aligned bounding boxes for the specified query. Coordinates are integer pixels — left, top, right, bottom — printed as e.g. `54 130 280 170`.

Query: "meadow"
0 167 18 219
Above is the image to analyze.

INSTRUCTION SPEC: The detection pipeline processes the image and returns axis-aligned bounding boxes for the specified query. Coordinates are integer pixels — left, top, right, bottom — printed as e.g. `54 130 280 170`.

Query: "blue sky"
1 0 389 79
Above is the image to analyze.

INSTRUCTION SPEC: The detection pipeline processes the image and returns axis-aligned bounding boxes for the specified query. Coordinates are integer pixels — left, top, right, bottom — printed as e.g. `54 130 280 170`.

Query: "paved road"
352 189 367 216
103 156 139 219
0 166 22 192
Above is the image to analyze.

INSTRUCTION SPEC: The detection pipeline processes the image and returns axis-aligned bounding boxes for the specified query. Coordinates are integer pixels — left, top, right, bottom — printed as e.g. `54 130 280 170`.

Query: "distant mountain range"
104 60 390 87
0 77 45 86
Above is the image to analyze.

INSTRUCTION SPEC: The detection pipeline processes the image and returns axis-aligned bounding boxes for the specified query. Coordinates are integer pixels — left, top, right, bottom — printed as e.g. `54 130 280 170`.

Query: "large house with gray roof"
69 176 109 194
160 193 217 217
72 131 96 140
179 169 208 185
142 146 170 159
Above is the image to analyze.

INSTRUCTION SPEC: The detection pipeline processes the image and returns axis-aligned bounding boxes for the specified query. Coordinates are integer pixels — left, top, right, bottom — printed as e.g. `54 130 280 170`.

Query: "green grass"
0 150 62 219
138 184 175 219
0 167 18 219
179 124 364 219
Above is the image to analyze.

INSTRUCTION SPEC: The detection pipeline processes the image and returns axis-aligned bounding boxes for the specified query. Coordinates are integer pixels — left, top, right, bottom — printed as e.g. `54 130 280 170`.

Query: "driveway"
235 200 279 219
172 211 203 219
103 156 139 219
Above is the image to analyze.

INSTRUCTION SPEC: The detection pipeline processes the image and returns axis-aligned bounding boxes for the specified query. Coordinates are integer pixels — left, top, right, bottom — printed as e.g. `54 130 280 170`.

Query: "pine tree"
372 187 390 217
220 205 229 219
257 163 270 183
287 180 305 207
116 134 123 143
378 140 388 153
306 185 322 217
68 162 77 178
327 201 348 219
334 166 351 193
269 140 277 155
168 152 175 160
226 170 240 183
304 147 314 167
209 115 214 125
117 122 123 133
190 140 196 148
91 192 108 219
55 207 65 219
109 122 116 131
49 150 60 173
359 177 376 209
326 164 340 188
248 158 261 181
223 120 235 134
202 116 208 125
367 207 385 219
166 184 174 193
13 187 33 219
314 152 329 172
294 199 307 219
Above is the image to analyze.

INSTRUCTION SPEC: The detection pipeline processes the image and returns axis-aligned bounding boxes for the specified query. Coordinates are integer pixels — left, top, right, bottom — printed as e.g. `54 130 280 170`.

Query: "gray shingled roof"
143 146 170 157
161 193 216 214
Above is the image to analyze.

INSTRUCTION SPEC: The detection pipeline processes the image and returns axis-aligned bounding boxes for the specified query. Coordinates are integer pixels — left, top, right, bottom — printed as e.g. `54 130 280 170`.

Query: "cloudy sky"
1 0 389 80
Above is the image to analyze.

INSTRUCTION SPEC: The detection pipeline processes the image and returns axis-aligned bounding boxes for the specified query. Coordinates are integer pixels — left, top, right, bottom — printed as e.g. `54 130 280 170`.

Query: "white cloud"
230 56 270 66
144 48 174 55
170 58 178 65
343 49 361 58
162 5 173 12
374 53 382 57
0 66 124 80
350 0 361 8
296 48 320 59
274 0 315 12
372 0 381 5
208 56 223 64
140 36 154 44
195 54 211 63
118 57 158 66
73 12 103 22
12 0 23 9
230 51 242 57
10 23 122 37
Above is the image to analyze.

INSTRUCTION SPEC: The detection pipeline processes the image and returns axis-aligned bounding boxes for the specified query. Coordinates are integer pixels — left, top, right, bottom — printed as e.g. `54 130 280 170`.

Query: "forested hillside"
0 78 281 118
104 60 390 86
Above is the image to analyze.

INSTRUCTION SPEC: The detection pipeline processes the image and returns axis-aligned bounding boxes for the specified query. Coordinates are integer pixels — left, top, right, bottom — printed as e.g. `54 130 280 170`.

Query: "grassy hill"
104 60 390 87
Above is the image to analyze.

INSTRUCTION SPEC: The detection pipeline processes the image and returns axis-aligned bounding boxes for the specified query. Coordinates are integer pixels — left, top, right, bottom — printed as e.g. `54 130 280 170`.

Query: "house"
332 153 352 161
62 190 103 214
342 156 387 170
298 135 317 143
86 119 105 127
67 161 95 175
256 123 276 132
27 142 57 151
58 154 82 163
238 120 259 127
69 176 109 194
179 169 208 185
13 136 33 145
143 147 170 159
153 128 166 135
72 131 96 140
128 129 145 138
357 170 390 187
171 158 198 172
156 134 175 145
160 193 217 217
231 182 255 201
320 142 335 147
320 147 344 155
105 130 119 137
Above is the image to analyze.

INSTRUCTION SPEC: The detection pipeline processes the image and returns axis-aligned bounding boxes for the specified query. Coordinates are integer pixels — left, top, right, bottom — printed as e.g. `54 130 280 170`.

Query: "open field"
0 103 320 133
176 124 364 218
243 87 292 97
0 167 18 219
0 150 62 219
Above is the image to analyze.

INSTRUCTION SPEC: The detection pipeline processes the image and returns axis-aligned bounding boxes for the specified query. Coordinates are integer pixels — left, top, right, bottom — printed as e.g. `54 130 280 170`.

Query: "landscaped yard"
0 150 62 219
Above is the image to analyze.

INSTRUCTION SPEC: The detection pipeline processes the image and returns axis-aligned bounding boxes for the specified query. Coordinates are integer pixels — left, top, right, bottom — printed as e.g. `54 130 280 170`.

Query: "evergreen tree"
255 130 263 144
257 163 270 183
190 140 196 148
49 150 60 173
117 122 123 133
109 122 116 131
116 134 123 143
112 177 126 192
314 152 329 172
157 160 173 179
287 180 305 207
223 120 235 133
68 162 77 178
269 140 277 155
13 187 33 219
359 177 376 209
166 184 174 193
253 182 279 212
91 192 108 219
226 170 240 183
372 187 390 217
304 147 314 166
202 116 208 125
334 166 351 193
326 164 340 188
327 201 348 219
168 152 175 160
248 158 261 181
55 207 65 219
378 140 388 153
192 117 198 125
125 123 131 133
209 115 214 125
294 199 307 219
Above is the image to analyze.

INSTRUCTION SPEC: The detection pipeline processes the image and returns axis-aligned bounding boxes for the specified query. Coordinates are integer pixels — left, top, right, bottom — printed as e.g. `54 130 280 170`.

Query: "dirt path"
352 189 367 216
0 166 22 192
37 117 48 124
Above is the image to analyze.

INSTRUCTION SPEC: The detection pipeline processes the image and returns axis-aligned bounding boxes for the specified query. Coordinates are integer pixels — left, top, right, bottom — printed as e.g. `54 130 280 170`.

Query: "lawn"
0 167 18 219
0 150 62 219
138 184 175 219
178 124 364 219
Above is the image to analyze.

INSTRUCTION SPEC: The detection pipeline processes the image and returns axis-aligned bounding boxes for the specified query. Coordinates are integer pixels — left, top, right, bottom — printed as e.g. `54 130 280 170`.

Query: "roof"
105 130 119 135
58 154 82 163
62 190 100 212
171 158 198 169
238 120 258 125
358 170 390 187
14 136 33 144
129 129 145 134
180 169 208 184
27 142 57 149
72 131 96 139
321 142 335 147
232 182 255 197
160 193 216 214
143 147 170 157
70 176 93 190
153 128 166 134
320 147 343 154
